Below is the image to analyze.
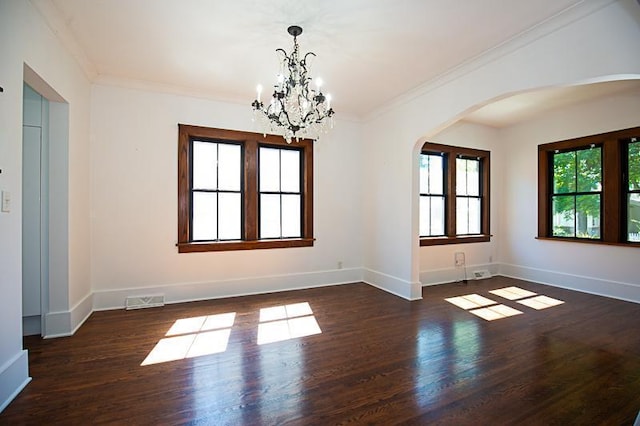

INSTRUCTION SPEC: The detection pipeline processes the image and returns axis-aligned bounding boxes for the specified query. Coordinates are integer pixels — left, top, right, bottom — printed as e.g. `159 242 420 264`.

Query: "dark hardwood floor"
2 276 640 425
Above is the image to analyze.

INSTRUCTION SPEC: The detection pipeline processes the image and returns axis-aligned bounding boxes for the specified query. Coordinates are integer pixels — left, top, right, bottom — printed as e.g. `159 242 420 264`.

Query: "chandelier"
252 25 335 143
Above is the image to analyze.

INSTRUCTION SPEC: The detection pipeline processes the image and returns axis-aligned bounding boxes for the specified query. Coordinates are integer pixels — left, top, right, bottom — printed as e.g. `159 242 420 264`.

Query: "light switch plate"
1 191 10 212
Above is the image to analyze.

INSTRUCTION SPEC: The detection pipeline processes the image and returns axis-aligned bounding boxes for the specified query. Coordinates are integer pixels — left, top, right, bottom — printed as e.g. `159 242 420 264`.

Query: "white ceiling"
32 0 639 124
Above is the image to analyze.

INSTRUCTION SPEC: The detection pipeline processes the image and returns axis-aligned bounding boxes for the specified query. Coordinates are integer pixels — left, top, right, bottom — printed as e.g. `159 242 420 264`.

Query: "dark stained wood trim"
177 124 191 244
244 139 258 241
603 138 621 243
446 151 456 236
177 238 315 253
303 139 314 239
538 148 550 238
537 126 640 246
420 142 491 245
177 124 314 253
420 234 491 246
535 236 639 248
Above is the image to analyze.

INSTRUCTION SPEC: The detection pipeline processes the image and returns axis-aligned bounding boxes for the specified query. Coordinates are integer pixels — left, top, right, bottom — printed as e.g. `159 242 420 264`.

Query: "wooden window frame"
537 126 640 247
420 142 491 246
177 124 313 253
419 152 447 237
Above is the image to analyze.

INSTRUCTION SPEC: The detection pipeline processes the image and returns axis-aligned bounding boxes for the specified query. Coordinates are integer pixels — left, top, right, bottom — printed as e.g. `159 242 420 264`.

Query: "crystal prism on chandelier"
252 25 335 143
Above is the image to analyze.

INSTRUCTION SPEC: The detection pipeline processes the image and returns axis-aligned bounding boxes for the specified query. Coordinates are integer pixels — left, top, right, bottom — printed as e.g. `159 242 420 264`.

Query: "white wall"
0 0 92 411
419 121 503 285
499 91 640 302
89 84 363 308
362 0 640 300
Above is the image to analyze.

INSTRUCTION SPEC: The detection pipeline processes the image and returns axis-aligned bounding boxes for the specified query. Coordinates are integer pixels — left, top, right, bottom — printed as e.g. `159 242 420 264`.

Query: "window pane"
456 197 469 235
468 197 481 234
281 194 301 238
456 158 468 196
260 194 280 239
429 156 444 194
553 151 576 194
419 196 430 236
552 195 575 237
629 194 640 242
630 141 640 191
218 144 241 191
260 147 280 192
420 196 445 237
192 141 217 190
280 149 300 193
431 196 445 236
576 194 600 239
576 147 601 192
218 193 241 240
419 155 429 194
192 192 217 240
420 154 443 194
467 159 480 196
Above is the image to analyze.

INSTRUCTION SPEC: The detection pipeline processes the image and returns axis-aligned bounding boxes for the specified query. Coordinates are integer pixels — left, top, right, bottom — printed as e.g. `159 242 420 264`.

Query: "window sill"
535 236 640 248
420 235 491 246
177 238 314 253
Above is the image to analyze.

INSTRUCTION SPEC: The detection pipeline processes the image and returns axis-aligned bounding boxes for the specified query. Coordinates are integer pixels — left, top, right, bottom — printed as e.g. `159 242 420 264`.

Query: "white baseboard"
44 292 94 338
0 350 31 413
420 263 499 286
93 268 364 310
499 263 640 304
363 268 422 300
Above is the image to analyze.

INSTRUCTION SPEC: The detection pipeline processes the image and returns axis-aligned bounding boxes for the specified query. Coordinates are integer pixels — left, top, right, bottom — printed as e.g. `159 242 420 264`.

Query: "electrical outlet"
454 252 465 267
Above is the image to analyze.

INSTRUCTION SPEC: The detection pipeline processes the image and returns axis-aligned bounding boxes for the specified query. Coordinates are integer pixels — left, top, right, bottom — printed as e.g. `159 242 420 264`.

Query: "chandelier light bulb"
256 84 263 102
326 94 332 110
316 78 323 91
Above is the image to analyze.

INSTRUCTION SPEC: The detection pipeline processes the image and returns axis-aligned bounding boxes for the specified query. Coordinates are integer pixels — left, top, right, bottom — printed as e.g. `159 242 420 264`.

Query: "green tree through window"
538 126 640 247
551 146 601 239
628 139 640 241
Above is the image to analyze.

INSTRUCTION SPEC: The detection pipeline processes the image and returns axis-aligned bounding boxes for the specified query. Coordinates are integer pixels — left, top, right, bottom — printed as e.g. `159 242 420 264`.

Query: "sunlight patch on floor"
141 312 236 366
258 302 322 345
445 287 565 321
445 294 497 310
468 304 523 321
489 286 537 300
517 295 565 310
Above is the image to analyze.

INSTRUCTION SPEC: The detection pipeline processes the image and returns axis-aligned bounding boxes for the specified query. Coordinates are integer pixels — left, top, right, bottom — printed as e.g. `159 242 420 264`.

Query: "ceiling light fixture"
252 25 335 143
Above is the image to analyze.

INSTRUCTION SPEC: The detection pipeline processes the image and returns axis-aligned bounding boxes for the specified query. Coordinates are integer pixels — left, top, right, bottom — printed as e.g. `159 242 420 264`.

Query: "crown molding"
364 0 619 122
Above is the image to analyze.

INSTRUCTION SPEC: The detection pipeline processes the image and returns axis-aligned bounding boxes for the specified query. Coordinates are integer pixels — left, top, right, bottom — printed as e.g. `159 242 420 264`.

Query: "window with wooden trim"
420 143 490 246
626 138 640 242
178 125 313 253
537 126 640 246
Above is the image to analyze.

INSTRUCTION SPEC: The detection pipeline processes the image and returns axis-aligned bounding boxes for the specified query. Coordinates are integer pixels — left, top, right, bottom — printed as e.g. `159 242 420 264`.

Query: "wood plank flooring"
2 276 640 425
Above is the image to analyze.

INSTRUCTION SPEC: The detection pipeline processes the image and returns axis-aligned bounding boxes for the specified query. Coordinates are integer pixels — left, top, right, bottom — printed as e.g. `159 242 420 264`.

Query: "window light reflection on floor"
257 302 322 345
469 304 523 321
141 312 236 366
489 286 537 300
445 286 566 322
445 294 497 310
517 295 565 310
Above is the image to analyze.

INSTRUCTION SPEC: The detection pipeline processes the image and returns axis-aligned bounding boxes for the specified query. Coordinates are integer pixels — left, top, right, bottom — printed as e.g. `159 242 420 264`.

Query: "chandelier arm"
301 52 316 68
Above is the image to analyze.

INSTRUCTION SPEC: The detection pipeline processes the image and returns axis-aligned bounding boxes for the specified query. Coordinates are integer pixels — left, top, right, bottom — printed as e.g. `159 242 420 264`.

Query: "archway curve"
410 74 640 287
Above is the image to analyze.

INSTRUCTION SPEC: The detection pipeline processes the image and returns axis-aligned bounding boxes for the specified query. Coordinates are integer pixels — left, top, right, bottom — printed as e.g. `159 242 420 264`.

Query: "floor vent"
125 295 165 310
473 270 491 280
